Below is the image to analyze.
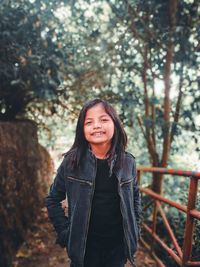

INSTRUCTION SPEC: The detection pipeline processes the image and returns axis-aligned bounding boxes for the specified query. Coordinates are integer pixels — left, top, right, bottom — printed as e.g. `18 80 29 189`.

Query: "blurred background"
0 0 199 266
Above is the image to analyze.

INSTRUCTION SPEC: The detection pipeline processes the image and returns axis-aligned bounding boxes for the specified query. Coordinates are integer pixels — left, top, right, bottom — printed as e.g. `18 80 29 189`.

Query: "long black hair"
65 99 127 169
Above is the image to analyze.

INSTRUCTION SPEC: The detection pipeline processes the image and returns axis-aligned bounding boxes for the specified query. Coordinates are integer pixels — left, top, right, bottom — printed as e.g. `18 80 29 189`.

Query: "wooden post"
151 200 158 253
137 170 141 185
182 177 199 266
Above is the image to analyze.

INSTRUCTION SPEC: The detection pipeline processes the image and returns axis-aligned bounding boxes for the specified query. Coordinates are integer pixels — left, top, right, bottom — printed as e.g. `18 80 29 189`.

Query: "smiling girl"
46 99 141 267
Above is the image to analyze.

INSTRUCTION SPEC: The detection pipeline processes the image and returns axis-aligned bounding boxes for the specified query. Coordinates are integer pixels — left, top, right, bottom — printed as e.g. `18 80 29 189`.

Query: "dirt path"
13 207 157 267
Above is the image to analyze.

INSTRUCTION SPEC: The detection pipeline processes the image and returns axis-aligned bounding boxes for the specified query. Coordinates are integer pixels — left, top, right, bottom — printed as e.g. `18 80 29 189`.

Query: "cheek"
108 123 115 138
84 127 92 142
83 127 88 139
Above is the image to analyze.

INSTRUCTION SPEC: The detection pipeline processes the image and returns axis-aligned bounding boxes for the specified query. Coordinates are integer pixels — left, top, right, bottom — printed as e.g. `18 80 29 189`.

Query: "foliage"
17 0 199 175
56 0 200 193
1 0 200 180
1 0 200 262
0 0 71 120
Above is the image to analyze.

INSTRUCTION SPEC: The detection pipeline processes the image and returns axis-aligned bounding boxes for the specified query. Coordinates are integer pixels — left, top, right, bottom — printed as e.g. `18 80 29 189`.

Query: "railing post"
182 177 199 266
151 200 158 253
137 170 141 185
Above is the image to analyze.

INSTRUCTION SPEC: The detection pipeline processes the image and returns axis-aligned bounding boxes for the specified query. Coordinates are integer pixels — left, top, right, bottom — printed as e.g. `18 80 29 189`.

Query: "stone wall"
0 120 53 267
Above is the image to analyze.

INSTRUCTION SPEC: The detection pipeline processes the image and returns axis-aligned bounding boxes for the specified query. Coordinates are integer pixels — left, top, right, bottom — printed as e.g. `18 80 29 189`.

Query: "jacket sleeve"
46 161 69 248
132 159 142 238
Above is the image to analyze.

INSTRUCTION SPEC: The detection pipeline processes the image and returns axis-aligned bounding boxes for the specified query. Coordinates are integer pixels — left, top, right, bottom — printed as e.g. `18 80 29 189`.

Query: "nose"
93 120 101 129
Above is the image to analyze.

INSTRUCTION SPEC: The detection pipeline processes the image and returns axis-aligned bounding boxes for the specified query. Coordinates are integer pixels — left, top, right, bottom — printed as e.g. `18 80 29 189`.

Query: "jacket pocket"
120 178 134 190
67 176 92 186
56 228 70 248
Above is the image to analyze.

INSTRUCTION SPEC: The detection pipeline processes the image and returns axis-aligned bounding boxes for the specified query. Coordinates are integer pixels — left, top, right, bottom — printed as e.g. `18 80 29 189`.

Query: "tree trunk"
150 0 177 193
0 120 53 267
151 172 165 195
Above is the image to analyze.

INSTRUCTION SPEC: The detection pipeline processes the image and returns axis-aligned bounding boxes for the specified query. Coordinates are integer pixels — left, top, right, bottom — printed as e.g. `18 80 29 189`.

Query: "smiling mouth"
91 132 105 136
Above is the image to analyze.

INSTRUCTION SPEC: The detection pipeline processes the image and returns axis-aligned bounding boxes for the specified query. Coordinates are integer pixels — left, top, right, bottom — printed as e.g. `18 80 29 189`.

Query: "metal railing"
137 166 200 267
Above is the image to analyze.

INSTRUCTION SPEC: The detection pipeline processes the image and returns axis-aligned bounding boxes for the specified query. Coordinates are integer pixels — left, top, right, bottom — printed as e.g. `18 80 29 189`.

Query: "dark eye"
102 119 108 122
85 121 92 125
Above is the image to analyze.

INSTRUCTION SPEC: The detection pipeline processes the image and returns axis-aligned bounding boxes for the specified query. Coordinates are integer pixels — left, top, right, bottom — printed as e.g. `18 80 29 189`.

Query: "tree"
111 0 200 193
0 0 71 120
57 0 200 194
1 0 199 194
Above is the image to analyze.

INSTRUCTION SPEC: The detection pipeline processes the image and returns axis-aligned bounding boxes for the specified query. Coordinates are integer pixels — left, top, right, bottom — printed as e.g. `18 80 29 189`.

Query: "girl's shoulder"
58 150 74 169
124 151 136 169
125 151 135 160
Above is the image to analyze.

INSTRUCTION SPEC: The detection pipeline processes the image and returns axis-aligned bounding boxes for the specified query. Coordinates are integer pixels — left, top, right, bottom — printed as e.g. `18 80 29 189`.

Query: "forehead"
85 103 109 119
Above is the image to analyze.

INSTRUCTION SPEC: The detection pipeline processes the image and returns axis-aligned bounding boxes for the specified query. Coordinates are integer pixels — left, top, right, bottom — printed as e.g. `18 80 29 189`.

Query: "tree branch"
151 82 156 148
136 114 159 166
143 43 149 117
122 0 165 50
160 0 177 166
170 67 183 143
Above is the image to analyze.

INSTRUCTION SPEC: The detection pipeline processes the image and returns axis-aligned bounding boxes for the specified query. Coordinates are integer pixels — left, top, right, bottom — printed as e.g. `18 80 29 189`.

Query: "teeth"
93 132 103 136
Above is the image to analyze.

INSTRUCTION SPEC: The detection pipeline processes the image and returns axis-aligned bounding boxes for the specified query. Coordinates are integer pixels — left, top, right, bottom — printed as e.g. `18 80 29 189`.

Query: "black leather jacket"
46 148 141 266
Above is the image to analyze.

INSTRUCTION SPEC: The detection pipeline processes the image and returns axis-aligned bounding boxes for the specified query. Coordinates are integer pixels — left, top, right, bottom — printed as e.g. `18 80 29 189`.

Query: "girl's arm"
133 160 142 237
46 163 69 248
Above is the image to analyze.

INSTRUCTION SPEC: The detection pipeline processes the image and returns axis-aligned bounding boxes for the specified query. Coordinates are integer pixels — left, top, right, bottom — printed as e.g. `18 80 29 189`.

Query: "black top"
86 159 124 249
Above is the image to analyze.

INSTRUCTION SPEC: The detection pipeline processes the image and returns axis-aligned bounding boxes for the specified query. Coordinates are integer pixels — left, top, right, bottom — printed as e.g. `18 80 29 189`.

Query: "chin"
90 139 108 144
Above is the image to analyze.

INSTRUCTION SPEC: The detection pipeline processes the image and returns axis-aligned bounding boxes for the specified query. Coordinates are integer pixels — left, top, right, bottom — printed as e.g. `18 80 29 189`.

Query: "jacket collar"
87 145 117 178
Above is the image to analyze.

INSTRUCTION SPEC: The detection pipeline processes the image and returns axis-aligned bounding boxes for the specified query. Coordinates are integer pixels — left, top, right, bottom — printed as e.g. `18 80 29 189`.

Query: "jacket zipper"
117 175 134 265
67 176 92 186
82 157 97 264
120 178 134 186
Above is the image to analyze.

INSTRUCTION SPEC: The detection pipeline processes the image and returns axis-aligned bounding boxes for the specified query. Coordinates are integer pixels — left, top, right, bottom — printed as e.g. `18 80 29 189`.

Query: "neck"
90 143 110 159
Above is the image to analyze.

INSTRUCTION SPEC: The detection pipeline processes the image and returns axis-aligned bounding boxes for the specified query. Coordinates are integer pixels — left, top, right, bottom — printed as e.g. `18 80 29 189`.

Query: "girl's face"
84 103 114 147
